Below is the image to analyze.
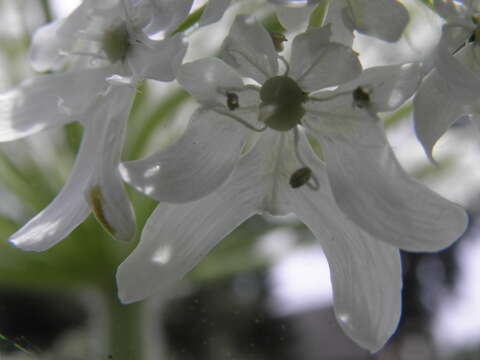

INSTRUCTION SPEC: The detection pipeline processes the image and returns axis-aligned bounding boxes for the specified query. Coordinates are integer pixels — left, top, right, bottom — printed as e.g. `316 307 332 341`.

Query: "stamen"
293 127 308 168
279 56 290 76
271 32 288 52
214 108 267 132
226 48 271 79
469 32 476 43
352 87 371 108
245 84 261 92
295 48 328 84
289 167 312 188
308 90 352 102
292 127 319 190
226 92 239 110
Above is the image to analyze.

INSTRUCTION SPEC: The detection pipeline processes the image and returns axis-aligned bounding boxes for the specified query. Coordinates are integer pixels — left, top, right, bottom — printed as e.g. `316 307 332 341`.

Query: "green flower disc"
102 23 130 63
260 76 307 132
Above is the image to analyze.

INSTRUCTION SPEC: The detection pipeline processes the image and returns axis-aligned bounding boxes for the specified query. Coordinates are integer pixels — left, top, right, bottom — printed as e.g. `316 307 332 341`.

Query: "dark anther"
289 167 312 189
226 92 239 111
270 32 288 52
469 32 476 43
353 87 370 108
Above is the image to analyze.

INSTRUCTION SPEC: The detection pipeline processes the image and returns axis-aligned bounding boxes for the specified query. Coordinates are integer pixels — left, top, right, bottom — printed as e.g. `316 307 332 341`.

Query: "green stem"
172 5 206 34
105 291 145 360
39 0 53 23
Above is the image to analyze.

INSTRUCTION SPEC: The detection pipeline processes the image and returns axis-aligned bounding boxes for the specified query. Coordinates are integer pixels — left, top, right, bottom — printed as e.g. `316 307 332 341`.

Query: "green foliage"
309 0 329 28
126 88 190 160
417 0 434 10
173 5 206 34
261 13 286 34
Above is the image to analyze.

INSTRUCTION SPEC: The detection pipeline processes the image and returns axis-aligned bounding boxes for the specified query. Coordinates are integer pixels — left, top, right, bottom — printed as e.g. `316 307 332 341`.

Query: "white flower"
0 0 190 251
270 0 409 45
194 0 409 42
117 16 467 351
414 0 480 161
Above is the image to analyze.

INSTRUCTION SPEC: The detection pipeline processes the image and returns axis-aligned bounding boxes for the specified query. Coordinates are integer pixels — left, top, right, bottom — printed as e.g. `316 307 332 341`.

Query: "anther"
289 167 312 188
469 32 476 44
271 32 288 52
226 92 239 111
353 87 371 108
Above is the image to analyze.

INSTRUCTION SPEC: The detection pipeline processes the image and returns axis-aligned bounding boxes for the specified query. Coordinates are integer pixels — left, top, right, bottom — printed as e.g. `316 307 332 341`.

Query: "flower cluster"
0 0 474 352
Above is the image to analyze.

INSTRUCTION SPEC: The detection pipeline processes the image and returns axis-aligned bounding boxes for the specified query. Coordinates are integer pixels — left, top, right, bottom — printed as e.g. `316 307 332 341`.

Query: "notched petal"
88 186 117 236
290 26 362 91
346 0 409 42
177 58 244 106
221 15 279 83
121 108 248 203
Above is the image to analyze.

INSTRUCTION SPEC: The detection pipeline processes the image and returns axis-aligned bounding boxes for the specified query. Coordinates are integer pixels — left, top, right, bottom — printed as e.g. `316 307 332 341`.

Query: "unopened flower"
0 0 190 250
117 16 467 351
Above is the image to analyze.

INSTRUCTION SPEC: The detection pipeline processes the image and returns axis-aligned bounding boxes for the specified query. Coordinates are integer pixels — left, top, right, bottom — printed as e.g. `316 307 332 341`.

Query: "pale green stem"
105 291 145 360
39 0 53 23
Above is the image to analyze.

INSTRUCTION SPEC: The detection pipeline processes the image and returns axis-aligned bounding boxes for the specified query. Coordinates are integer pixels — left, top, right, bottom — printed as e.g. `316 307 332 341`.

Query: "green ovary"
259 76 307 132
102 23 130 63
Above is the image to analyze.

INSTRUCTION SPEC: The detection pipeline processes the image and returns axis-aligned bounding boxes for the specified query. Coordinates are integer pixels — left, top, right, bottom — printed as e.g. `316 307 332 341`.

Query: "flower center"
259 76 307 132
101 22 130 63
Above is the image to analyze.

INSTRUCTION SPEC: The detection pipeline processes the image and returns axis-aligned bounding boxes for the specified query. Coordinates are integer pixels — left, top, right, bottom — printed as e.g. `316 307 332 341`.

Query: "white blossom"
270 0 409 45
0 0 190 250
117 16 467 351
414 0 480 162
194 0 409 42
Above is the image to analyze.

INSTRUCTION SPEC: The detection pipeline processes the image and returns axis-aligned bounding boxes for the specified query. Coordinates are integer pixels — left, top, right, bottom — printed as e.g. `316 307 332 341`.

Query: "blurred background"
0 0 479 359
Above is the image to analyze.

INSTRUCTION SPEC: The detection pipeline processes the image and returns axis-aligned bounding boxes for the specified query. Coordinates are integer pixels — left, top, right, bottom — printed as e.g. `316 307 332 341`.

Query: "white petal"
323 0 354 47
366 63 421 112
276 6 313 30
117 129 304 303
270 132 402 351
0 68 109 142
120 108 247 203
116 154 263 303
434 40 480 103
413 69 468 162
9 86 136 251
128 33 187 81
434 0 470 19
199 0 232 27
221 15 279 83
133 0 193 36
290 27 362 92
87 86 136 242
345 0 409 42
29 2 89 71
9 114 99 251
177 58 244 107
29 20 69 72
287 185 401 351
117 129 323 303
334 63 422 112
308 116 468 252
